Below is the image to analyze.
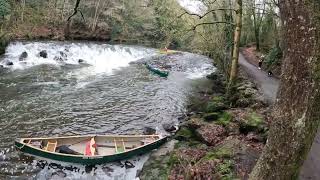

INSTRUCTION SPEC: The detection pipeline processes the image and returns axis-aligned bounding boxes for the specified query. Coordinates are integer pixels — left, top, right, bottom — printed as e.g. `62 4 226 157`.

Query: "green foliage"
205 96 227 113
217 160 235 180
265 46 282 68
0 0 10 18
216 112 233 126
200 148 233 162
247 112 263 127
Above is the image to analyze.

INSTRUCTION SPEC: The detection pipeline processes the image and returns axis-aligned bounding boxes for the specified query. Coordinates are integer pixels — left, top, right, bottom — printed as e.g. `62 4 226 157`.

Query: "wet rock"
6 61 13 66
51 170 67 178
54 56 63 61
124 161 135 169
85 165 96 173
143 127 156 135
139 141 177 180
162 123 177 133
195 124 226 146
60 51 67 58
49 163 63 170
39 50 48 58
185 117 204 129
19 51 28 61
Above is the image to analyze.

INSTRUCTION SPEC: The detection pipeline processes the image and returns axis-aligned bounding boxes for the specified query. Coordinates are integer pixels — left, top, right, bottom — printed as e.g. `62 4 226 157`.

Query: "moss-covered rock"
205 96 228 113
239 112 265 134
174 127 194 141
216 111 233 126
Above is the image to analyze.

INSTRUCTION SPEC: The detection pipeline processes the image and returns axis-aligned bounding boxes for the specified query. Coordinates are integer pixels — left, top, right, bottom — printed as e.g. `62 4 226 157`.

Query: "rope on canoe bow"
15 143 25 150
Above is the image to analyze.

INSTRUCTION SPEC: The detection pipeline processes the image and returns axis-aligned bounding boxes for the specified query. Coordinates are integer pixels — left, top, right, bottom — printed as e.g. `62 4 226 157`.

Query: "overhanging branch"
191 21 235 31
178 8 236 19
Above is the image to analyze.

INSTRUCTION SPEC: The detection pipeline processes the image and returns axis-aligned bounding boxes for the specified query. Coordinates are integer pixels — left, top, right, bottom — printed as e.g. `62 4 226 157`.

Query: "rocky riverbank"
139 69 271 179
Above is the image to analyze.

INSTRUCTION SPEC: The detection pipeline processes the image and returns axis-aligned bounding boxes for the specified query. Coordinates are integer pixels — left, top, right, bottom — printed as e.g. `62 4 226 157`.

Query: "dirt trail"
239 53 320 180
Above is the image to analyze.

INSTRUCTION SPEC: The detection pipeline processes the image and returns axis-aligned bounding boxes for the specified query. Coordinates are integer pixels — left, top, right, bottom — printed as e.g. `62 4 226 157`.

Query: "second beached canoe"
15 134 166 165
145 63 169 77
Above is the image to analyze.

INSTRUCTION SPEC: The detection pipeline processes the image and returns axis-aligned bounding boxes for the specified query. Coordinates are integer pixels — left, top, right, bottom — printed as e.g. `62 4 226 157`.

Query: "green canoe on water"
15 134 167 165
145 63 169 78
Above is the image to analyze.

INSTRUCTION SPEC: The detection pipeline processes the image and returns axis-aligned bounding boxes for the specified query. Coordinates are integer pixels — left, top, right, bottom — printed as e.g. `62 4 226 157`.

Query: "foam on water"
1 41 157 75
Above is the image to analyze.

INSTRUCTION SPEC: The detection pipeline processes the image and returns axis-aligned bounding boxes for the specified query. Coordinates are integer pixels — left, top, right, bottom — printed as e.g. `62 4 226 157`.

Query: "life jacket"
85 137 97 156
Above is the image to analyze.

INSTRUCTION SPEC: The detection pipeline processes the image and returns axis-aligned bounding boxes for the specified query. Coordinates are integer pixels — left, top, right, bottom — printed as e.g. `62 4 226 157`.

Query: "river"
0 41 214 179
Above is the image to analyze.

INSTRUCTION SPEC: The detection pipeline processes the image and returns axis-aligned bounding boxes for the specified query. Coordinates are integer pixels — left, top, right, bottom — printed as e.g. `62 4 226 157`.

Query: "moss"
247 112 263 127
175 127 194 140
205 96 228 113
240 112 265 133
216 112 233 126
200 148 233 162
217 160 235 179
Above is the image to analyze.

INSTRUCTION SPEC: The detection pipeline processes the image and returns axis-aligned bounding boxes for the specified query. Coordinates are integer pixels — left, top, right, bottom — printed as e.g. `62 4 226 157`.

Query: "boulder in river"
162 123 177 133
143 127 156 135
6 61 13 66
39 50 48 58
19 51 28 61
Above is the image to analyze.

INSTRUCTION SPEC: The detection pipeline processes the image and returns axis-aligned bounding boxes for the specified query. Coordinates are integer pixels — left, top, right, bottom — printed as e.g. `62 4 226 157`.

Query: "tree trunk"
21 0 25 22
249 1 320 179
91 0 101 32
227 0 242 90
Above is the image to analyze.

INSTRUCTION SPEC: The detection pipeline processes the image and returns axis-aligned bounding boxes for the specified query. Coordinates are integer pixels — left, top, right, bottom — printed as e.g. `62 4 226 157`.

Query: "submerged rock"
143 127 156 135
124 161 135 169
39 50 48 58
19 51 28 61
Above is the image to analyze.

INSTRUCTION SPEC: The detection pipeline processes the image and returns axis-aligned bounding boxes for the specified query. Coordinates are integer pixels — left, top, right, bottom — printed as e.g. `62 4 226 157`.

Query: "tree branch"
191 21 235 31
67 0 84 22
178 8 236 20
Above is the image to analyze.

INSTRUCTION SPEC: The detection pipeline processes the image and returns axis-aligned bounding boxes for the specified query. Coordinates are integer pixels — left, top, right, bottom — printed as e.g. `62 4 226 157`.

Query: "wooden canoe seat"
45 140 57 152
114 138 126 153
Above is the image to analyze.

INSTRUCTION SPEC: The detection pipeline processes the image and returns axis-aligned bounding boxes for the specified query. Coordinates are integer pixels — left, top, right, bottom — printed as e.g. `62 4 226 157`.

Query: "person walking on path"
258 59 263 70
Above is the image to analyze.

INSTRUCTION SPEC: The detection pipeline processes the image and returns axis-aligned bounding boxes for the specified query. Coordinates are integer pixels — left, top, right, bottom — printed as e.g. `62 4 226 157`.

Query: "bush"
265 46 282 68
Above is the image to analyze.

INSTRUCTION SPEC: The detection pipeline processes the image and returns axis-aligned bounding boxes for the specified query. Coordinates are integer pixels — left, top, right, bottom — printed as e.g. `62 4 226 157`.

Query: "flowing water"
0 41 214 179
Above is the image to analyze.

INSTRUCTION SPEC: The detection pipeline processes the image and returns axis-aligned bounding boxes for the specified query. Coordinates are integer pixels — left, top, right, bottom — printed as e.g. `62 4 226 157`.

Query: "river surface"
0 41 214 179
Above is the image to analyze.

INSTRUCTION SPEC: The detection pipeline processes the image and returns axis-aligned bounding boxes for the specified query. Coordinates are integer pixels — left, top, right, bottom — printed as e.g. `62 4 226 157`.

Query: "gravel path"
239 53 320 180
